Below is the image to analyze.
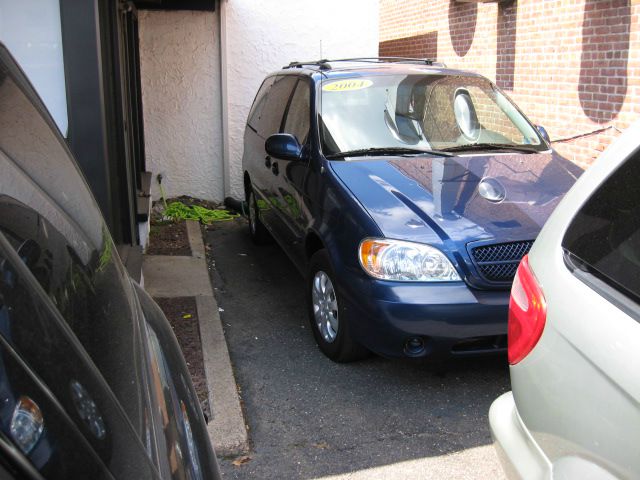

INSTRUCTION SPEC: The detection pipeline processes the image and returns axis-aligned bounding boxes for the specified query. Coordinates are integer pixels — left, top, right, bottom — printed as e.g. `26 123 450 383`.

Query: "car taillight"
508 255 547 365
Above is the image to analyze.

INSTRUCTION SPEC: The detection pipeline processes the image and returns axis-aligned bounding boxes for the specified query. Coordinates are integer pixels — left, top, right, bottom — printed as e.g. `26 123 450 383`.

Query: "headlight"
359 238 461 282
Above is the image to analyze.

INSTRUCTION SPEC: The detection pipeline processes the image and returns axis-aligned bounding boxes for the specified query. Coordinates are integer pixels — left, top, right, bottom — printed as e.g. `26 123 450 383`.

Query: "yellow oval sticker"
322 79 373 92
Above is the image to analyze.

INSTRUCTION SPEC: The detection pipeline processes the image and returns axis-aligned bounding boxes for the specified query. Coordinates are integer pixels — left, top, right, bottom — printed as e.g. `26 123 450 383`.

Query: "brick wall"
379 0 640 168
379 31 439 58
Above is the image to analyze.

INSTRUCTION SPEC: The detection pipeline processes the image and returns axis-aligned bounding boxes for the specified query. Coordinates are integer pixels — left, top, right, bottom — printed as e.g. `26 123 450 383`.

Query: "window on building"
0 0 69 135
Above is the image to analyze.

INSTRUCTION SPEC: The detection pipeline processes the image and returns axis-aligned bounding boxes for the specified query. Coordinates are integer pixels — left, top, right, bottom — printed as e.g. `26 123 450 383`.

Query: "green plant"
164 201 239 224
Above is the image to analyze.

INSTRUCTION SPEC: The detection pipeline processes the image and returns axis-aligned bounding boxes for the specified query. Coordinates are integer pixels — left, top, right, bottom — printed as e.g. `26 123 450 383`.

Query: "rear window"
562 151 640 304
249 75 297 138
247 76 274 130
283 79 311 145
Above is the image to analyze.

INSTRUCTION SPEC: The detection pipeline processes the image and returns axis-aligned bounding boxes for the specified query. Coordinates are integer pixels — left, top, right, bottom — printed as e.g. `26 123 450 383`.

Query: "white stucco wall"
138 10 223 201
222 0 379 198
138 2 378 202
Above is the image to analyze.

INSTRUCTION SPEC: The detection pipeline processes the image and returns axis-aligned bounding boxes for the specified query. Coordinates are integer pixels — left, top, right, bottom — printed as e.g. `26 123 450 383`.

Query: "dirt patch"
168 195 220 210
147 220 191 256
154 296 210 419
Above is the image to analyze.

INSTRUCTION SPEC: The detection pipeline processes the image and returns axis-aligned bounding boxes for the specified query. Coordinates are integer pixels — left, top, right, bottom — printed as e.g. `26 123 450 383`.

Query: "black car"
0 46 220 478
242 58 580 363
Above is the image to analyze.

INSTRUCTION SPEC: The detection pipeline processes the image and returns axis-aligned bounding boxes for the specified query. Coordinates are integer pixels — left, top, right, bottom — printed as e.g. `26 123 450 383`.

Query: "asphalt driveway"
205 219 509 479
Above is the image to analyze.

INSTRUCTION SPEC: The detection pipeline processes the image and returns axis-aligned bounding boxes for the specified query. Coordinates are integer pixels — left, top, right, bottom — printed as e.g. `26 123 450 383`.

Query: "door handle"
265 156 271 168
271 162 279 175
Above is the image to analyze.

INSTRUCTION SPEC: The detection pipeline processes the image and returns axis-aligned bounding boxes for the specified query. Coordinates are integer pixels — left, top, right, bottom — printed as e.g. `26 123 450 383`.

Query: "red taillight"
508 255 547 365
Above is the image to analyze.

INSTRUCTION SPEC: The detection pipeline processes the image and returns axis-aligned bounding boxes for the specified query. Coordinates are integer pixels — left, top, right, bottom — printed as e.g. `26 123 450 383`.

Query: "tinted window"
284 79 311 145
247 76 274 130
256 75 297 137
563 151 640 304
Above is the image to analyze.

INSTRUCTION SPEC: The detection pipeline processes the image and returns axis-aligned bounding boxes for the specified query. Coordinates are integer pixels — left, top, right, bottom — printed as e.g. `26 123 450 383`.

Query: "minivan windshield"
319 73 545 157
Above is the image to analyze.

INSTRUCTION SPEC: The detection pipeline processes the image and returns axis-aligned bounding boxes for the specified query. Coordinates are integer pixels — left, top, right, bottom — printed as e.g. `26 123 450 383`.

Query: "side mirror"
536 125 551 144
265 133 302 160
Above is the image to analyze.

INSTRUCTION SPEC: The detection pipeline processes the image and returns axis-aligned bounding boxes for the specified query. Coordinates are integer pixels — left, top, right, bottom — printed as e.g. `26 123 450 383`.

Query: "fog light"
404 337 426 356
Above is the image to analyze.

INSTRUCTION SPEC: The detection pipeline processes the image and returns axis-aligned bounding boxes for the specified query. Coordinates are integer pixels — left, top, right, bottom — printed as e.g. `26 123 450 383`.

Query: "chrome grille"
470 241 534 282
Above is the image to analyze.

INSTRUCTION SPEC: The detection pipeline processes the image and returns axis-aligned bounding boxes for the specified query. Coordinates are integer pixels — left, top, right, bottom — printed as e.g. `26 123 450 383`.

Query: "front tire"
307 249 369 362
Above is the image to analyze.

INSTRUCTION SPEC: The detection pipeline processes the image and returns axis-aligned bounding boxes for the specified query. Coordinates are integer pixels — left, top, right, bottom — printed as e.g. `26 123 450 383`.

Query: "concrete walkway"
207 220 507 479
142 220 248 456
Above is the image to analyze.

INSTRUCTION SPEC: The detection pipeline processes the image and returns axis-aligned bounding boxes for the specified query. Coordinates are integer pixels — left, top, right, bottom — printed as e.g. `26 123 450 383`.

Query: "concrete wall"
379 0 640 169
221 0 380 198
139 10 223 201
138 1 379 202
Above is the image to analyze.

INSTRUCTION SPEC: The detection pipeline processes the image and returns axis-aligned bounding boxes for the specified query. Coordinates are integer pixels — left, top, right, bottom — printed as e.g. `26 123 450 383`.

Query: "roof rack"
283 57 447 70
285 59 332 70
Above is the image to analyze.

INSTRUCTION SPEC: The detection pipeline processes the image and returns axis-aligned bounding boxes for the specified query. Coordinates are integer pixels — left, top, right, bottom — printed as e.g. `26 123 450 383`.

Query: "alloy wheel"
311 270 339 343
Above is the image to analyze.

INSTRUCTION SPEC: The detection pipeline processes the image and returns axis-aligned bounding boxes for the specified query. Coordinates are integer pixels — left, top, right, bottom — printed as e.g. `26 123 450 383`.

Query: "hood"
330 151 582 247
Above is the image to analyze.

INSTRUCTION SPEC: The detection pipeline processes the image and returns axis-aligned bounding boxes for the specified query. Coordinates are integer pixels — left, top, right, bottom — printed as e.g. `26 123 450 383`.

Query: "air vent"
469 240 533 282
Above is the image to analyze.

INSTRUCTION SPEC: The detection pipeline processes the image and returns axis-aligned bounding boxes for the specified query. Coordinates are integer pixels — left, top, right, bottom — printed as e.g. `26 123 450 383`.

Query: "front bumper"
339 274 510 359
489 392 551 480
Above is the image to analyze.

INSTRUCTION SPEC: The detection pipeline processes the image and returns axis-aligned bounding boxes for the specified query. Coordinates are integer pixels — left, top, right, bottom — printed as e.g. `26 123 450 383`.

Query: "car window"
247 76 274 131
256 75 297 137
283 79 311 145
562 151 640 305
319 74 543 156
0 49 153 444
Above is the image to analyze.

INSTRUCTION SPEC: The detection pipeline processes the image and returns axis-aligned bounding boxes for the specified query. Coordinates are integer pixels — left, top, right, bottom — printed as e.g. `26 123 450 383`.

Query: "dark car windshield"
319 73 545 157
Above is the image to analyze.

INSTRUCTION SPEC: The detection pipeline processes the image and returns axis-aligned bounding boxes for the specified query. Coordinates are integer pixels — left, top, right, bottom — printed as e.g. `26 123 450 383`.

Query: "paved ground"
143 220 248 455
205 220 509 479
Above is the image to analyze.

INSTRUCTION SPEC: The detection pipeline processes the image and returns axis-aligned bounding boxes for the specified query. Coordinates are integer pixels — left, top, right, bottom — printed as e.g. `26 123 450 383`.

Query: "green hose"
164 201 239 224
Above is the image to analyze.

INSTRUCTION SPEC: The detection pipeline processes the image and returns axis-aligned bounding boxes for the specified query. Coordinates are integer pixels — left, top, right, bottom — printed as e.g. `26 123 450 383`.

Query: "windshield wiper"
439 143 542 154
325 147 453 159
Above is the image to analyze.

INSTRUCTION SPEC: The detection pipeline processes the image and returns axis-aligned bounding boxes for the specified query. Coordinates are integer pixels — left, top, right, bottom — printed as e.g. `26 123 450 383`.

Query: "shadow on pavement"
205 220 509 479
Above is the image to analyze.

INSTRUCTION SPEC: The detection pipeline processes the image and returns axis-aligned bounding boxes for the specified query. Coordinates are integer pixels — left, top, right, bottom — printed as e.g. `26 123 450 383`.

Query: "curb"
185 220 249 456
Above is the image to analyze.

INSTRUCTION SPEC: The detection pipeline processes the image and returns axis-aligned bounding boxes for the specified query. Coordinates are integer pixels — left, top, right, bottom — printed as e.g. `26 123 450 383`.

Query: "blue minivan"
242 58 581 363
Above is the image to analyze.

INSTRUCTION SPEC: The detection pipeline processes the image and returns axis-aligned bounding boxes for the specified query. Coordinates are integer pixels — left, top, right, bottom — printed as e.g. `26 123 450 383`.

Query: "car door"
0 47 162 478
0 239 147 479
250 75 298 241
515 146 640 477
270 77 313 267
0 244 112 479
244 76 274 218
0 45 219 478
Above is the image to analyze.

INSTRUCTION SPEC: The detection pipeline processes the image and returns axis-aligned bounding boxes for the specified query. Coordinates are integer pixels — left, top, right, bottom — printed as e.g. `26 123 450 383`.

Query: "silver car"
489 120 640 479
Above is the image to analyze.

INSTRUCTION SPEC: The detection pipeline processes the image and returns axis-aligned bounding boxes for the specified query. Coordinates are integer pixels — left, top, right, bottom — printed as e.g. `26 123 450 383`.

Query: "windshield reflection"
320 73 543 156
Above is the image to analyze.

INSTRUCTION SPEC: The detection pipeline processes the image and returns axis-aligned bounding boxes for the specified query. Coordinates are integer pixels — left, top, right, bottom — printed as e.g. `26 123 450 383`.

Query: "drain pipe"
218 0 248 216
218 0 231 199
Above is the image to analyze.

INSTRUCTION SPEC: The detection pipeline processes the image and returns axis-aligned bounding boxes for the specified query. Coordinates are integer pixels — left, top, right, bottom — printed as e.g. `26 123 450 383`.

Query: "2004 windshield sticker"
322 79 373 92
